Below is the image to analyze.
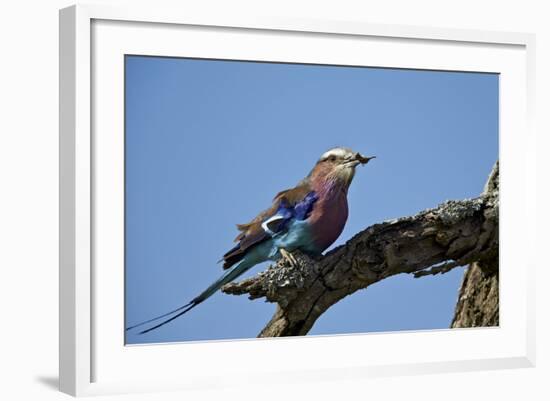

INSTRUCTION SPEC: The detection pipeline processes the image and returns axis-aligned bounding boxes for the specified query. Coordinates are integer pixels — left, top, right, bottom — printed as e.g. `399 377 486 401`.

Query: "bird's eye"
328 156 336 162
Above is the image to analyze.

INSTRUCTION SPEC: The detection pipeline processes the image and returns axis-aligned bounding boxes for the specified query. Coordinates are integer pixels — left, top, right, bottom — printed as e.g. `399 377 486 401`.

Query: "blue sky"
124 56 498 344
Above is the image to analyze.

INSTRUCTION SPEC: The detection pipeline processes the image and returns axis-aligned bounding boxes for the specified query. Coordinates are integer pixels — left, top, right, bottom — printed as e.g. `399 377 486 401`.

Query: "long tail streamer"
126 260 254 334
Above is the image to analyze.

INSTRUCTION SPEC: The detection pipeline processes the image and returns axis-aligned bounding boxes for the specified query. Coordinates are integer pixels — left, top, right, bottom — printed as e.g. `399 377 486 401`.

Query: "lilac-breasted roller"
127 147 375 334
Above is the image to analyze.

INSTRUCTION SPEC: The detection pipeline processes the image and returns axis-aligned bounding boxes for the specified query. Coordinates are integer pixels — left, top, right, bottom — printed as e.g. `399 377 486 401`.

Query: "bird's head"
310 147 375 188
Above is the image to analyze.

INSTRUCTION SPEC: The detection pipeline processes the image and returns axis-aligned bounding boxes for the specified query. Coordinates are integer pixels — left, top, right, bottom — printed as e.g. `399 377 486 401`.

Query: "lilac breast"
307 185 349 253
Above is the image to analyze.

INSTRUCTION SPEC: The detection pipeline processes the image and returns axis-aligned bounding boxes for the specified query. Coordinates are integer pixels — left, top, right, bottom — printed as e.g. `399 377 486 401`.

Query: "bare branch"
452 161 499 328
412 260 461 278
222 162 499 337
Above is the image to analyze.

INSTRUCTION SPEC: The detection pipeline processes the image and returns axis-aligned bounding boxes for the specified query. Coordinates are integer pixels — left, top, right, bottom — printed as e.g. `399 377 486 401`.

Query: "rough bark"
222 162 499 337
451 162 499 328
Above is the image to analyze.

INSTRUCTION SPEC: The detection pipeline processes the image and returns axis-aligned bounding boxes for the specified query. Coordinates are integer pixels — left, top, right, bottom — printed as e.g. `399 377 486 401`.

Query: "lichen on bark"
451 161 499 328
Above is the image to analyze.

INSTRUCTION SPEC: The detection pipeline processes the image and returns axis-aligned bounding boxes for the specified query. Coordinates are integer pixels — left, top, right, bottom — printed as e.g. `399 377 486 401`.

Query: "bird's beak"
343 153 375 168
355 153 376 165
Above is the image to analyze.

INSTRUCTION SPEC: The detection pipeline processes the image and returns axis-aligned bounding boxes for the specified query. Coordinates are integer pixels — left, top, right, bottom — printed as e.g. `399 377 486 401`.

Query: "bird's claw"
279 248 298 267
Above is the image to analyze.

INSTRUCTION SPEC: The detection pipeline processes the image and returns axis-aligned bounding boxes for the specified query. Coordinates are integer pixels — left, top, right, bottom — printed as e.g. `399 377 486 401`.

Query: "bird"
126 147 375 334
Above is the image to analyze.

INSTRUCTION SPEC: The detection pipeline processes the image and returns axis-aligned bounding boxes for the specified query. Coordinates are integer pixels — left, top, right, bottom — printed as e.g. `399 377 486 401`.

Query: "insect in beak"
355 153 376 165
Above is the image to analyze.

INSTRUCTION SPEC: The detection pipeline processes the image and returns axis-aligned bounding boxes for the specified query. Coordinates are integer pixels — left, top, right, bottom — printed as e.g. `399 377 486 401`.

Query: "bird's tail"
126 260 255 335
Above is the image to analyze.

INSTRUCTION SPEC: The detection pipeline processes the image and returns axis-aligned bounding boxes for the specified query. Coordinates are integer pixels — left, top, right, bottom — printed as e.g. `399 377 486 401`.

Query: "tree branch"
451 161 499 328
222 162 499 337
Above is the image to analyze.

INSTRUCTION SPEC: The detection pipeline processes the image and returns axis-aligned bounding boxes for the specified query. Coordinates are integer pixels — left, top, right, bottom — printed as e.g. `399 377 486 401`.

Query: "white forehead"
320 147 354 160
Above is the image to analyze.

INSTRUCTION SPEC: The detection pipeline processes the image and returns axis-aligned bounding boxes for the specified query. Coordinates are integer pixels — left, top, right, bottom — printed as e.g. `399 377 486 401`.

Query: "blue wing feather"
221 190 318 269
267 191 318 233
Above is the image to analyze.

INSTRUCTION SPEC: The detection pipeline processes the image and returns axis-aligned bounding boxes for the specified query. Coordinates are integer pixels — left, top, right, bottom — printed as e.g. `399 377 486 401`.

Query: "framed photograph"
59 4 536 396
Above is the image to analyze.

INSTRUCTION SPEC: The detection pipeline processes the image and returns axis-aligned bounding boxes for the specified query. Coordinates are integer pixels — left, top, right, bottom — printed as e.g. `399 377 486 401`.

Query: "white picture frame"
59 3 536 397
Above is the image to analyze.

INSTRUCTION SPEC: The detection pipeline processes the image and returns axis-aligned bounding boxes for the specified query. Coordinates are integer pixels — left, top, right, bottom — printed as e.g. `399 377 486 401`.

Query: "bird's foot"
279 248 298 267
